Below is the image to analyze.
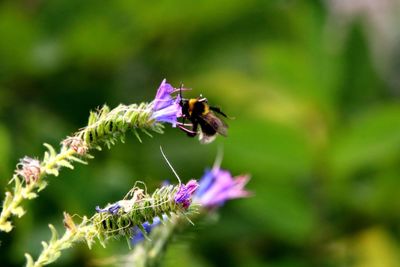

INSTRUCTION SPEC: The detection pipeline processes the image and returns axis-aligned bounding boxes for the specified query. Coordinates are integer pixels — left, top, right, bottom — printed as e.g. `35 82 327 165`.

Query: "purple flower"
130 215 166 245
151 79 182 127
174 180 199 209
195 168 250 208
95 203 121 215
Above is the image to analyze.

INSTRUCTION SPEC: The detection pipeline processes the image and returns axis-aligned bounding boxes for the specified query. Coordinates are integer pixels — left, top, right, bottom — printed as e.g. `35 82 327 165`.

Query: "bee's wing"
199 132 217 144
200 112 228 136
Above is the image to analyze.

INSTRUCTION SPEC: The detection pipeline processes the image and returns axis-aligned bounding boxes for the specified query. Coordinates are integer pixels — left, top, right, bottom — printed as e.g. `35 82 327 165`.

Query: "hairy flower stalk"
96 166 250 267
25 214 94 267
26 180 199 267
0 79 182 233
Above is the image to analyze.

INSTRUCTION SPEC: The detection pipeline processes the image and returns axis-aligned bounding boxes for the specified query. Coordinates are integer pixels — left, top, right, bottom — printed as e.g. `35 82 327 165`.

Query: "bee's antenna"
212 146 224 171
160 146 181 186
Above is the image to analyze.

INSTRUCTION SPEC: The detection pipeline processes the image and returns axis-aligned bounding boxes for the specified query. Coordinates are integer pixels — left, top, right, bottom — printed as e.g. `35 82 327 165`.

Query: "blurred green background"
1 1 400 266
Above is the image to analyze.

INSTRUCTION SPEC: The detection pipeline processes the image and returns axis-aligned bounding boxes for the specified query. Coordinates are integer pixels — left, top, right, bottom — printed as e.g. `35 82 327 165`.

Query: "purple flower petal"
95 203 121 215
153 79 175 110
195 169 214 197
195 168 250 208
130 215 166 245
152 99 181 127
175 180 199 209
151 79 182 127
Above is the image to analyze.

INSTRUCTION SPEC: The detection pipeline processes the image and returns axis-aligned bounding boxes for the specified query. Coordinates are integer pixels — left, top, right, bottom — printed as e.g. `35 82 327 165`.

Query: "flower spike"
0 80 187 233
26 180 198 267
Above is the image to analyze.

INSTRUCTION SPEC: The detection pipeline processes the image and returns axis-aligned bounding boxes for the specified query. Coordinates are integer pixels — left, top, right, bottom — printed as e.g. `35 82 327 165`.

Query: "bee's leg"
180 116 193 127
185 121 198 137
178 124 197 136
210 106 228 118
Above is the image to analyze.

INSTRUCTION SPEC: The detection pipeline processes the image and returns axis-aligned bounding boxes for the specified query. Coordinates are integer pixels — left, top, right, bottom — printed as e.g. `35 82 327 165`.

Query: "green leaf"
23 192 38 200
141 128 153 138
11 207 25 217
57 160 74 169
0 221 12 232
49 224 59 243
132 129 142 143
24 253 34 267
41 241 48 250
43 151 50 161
88 111 98 126
45 168 59 176
46 168 59 176
3 191 13 208
37 181 48 192
69 156 88 165
43 143 57 157
13 176 22 194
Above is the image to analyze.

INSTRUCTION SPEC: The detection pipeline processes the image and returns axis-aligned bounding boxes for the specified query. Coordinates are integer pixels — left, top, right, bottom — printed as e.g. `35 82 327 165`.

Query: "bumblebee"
179 93 228 144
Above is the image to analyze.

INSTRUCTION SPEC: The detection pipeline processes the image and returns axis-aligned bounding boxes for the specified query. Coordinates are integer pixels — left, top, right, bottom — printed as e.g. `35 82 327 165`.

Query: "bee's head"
179 98 190 117
180 98 189 107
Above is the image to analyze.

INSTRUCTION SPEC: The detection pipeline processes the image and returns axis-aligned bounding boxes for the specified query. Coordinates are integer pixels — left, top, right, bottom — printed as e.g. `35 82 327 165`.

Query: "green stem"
26 221 94 267
1 102 164 233
43 148 76 172
0 148 76 232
